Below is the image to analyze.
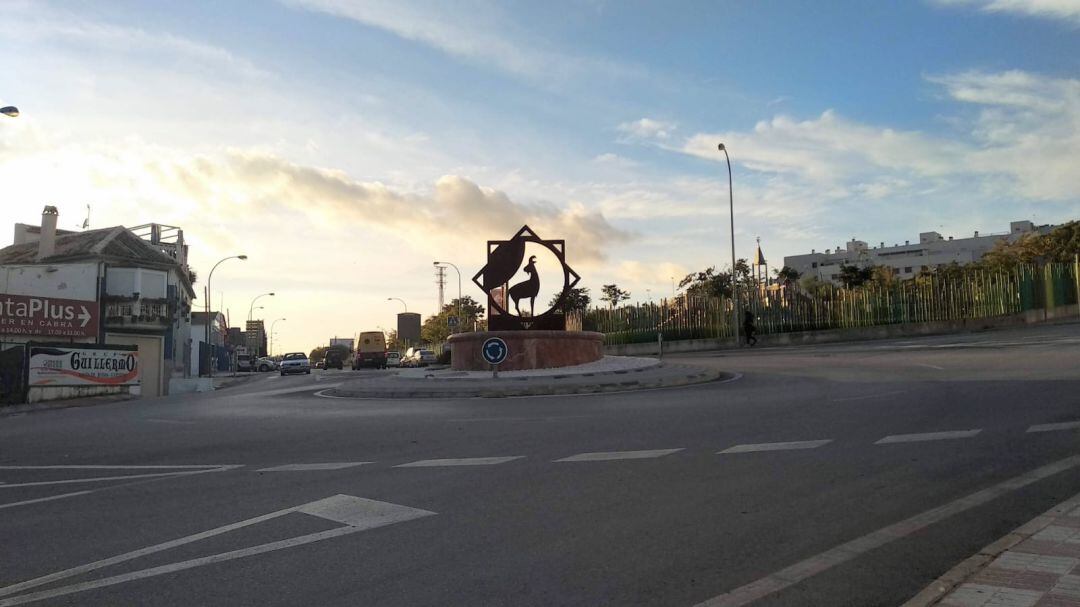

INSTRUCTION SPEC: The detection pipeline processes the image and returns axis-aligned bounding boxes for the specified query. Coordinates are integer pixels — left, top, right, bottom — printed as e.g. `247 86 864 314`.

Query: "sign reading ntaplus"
28 345 140 387
0 293 99 338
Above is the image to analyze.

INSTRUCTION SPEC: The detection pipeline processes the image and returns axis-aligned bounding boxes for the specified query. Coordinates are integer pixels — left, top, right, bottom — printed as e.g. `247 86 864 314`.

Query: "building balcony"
103 298 172 331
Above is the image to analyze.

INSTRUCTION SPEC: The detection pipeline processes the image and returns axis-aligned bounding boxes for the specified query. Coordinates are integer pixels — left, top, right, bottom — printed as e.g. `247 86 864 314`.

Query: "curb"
323 365 731 399
901 490 1080 606
1 393 137 417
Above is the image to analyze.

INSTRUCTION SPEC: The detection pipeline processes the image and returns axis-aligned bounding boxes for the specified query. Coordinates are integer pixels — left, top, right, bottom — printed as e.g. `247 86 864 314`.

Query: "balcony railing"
103 299 172 330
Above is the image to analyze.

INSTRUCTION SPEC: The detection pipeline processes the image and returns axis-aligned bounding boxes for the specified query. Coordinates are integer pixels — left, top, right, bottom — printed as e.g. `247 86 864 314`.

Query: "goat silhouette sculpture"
508 255 540 317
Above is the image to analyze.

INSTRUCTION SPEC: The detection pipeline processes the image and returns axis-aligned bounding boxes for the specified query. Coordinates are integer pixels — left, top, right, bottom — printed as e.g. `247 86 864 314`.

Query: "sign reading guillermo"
0 293 99 339
472 225 580 331
28 345 140 387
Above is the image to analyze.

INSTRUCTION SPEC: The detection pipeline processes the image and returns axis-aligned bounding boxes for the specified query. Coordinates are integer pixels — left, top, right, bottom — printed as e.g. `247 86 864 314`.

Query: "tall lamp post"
269 318 286 357
205 254 247 377
718 143 739 347
1 106 18 118
248 292 274 322
433 261 462 332
387 297 408 313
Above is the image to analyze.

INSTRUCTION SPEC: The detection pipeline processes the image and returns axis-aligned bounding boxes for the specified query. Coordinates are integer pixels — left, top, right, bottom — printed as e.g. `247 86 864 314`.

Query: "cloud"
935 0 1080 25
617 118 678 141
282 0 639 84
152 150 631 263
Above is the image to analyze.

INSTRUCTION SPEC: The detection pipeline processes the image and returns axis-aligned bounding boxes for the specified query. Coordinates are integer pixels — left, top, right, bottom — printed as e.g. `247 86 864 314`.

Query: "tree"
838 264 873 289
550 287 591 313
980 221 1080 271
799 275 834 297
868 265 898 288
420 296 486 344
599 284 630 309
308 346 329 364
385 329 399 351
773 266 802 285
679 267 729 298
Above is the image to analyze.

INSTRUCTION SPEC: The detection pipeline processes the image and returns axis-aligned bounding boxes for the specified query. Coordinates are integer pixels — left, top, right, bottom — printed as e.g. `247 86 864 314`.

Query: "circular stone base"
448 330 603 371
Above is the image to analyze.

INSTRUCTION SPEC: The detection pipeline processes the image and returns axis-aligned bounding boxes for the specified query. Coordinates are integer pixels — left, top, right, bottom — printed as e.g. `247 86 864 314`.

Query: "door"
105 333 164 398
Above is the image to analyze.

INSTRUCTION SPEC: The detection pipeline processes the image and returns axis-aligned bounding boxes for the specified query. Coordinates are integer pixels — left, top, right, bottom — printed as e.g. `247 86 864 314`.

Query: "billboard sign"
28 345 140 387
0 294 99 339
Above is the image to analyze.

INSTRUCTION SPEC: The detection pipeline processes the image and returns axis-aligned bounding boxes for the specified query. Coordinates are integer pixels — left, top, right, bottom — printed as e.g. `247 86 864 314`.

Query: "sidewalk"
906 492 1080 607
327 356 729 398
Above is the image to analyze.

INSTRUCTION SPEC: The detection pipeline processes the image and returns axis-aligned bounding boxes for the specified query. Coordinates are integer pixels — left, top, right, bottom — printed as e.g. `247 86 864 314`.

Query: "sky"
1 0 1079 354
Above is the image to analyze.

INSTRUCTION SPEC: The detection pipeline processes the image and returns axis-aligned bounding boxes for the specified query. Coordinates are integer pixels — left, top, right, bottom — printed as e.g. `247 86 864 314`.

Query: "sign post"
481 337 508 378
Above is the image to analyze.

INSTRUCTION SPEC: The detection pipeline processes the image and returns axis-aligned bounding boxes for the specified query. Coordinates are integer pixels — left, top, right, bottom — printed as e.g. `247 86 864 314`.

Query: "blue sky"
1 0 1078 352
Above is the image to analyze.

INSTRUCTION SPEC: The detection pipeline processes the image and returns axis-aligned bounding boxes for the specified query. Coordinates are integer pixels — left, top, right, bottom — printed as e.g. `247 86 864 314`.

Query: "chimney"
36 206 59 261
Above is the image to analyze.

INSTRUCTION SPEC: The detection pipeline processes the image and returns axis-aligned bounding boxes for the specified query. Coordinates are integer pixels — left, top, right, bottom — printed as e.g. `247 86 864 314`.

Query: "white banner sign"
28 346 140 387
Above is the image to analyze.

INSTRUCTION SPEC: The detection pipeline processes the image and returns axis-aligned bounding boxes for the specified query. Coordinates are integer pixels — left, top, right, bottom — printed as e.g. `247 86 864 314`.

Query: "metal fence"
585 261 1079 346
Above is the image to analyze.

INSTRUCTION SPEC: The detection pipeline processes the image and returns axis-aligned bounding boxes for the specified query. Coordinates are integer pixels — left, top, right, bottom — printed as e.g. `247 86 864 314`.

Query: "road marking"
692 454 1080 607
719 440 832 454
144 418 198 425
875 429 982 444
832 390 907 402
395 456 524 467
256 462 371 472
0 465 231 470
0 469 230 488
555 448 684 462
0 491 95 511
1028 421 1080 433
0 494 435 605
913 363 944 370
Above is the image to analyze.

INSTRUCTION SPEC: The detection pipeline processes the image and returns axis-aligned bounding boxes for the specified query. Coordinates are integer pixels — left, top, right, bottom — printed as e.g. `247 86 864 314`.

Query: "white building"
783 220 1058 284
0 207 199 398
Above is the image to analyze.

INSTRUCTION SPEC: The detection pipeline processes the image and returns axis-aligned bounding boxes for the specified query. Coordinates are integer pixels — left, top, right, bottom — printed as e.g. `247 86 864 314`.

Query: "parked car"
236 354 253 372
384 351 401 368
279 352 311 376
255 357 277 372
415 349 437 366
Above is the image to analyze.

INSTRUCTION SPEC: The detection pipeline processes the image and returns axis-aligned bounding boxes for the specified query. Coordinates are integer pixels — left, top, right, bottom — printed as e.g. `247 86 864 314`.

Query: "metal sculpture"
472 225 580 331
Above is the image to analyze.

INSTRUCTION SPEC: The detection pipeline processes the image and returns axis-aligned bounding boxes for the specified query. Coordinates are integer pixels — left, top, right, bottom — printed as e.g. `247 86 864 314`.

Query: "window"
106 268 136 296
811 262 818 268
904 267 912 273
140 270 167 299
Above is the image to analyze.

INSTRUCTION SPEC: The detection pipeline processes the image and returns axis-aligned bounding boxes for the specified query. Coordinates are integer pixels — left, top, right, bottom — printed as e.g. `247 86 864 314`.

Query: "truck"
353 331 387 369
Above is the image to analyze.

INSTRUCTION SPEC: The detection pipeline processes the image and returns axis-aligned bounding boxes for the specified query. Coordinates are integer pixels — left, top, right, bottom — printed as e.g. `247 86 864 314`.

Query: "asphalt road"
1 323 1079 606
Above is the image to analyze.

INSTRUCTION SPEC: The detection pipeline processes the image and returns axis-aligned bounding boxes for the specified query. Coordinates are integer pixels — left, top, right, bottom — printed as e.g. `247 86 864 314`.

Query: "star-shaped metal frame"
471 225 581 331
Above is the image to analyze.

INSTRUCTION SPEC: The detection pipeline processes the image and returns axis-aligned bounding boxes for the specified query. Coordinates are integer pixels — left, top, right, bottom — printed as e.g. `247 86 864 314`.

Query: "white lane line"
831 390 907 402
0 494 435 605
692 454 1080 607
719 440 832 454
0 491 96 511
875 429 982 444
256 462 371 472
0 468 236 489
555 448 684 462
144 419 198 425
1027 421 1080 433
0 465 231 470
913 363 945 370
395 456 524 467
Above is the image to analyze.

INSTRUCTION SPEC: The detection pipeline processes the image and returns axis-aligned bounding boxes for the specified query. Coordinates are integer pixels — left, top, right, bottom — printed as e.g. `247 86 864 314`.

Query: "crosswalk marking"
1027 421 1080 433
719 440 832 454
875 429 981 444
555 449 683 462
256 463 371 472
395 456 524 467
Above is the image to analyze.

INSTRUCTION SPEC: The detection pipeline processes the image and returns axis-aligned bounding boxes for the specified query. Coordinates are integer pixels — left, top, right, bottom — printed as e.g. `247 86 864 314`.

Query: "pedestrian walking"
743 310 758 346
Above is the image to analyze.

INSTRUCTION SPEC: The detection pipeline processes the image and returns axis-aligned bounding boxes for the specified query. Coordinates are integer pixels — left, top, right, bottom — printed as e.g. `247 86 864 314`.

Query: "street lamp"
248 292 275 322
718 142 739 346
433 261 462 332
205 254 247 378
269 318 286 356
1 106 18 118
387 297 408 313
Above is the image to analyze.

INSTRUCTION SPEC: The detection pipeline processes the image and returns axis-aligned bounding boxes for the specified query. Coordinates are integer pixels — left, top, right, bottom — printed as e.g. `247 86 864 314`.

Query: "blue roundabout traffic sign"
481 337 509 366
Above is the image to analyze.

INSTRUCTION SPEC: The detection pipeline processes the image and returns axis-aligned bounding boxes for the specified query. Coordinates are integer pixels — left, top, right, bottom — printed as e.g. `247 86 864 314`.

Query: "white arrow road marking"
0 494 436 606
77 305 91 328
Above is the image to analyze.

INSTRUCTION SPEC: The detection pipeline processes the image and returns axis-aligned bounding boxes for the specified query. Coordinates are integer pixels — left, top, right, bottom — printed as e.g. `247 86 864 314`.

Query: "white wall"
0 262 99 300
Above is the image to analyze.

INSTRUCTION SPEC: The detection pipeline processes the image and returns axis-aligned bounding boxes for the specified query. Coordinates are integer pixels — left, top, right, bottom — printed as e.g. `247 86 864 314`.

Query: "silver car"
279 352 311 376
